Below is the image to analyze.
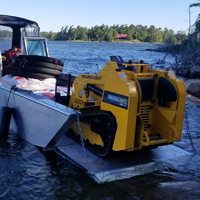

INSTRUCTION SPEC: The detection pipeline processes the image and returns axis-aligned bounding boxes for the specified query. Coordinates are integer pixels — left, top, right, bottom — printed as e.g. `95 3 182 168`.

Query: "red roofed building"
116 34 127 39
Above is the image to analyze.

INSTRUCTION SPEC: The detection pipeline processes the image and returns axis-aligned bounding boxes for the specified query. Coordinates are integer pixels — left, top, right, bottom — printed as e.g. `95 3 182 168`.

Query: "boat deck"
56 135 191 183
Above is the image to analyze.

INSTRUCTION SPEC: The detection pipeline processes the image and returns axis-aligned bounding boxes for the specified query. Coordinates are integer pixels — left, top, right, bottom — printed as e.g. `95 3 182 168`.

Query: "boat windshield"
21 24 40 37
24 37 48 56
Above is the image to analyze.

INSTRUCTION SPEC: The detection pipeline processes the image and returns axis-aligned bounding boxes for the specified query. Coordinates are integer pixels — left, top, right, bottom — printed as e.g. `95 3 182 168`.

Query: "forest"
40 24 187 44
0 24 188 44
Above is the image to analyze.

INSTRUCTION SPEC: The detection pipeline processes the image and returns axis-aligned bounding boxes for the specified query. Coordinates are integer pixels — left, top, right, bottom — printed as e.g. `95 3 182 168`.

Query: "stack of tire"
11 55 63 79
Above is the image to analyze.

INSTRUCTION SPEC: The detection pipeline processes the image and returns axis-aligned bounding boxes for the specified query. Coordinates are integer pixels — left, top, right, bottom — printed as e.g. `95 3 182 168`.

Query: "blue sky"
1 0 200 33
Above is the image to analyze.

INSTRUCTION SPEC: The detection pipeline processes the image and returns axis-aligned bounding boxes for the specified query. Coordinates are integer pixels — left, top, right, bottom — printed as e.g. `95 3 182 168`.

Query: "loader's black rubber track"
67 112 117 157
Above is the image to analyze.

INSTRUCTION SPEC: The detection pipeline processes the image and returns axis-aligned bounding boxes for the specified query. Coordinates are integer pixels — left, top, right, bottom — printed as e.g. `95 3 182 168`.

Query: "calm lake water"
0 40 200 200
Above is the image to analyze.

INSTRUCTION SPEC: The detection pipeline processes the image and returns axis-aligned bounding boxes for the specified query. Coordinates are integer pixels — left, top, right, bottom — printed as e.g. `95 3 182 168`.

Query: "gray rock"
180 65 190 78
190 66 200 79
185 79 200 97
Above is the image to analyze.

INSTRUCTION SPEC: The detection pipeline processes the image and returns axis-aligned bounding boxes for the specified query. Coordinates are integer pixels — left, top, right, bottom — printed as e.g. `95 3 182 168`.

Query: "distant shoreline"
0 37 162 45
45 39 143 43
47 39 162 45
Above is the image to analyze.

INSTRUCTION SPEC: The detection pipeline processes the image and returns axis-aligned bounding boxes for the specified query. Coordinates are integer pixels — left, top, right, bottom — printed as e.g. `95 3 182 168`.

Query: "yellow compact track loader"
60 56 186 157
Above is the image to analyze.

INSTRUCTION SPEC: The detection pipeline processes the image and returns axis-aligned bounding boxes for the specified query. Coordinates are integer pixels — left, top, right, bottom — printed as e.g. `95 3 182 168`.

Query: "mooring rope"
6 85 17 107
19 57 28 71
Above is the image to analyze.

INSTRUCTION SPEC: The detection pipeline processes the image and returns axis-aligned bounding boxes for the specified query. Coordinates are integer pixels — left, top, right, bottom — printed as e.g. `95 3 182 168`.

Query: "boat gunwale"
0 82 77 116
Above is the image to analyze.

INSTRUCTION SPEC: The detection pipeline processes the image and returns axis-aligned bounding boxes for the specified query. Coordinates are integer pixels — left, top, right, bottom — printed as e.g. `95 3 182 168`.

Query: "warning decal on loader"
102 91 128 109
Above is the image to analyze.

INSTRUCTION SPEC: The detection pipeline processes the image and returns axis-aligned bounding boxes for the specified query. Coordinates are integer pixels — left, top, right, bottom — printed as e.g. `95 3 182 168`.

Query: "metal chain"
184 104 196 155
76 112 91 172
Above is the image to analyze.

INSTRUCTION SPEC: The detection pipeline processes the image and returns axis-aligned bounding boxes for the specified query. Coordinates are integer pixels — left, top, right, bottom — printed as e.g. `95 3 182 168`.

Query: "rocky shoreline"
185 78 200 98
172 66 200 98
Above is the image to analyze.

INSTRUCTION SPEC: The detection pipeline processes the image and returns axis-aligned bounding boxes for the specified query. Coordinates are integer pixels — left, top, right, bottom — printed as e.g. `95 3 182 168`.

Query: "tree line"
0 30 12 38
0 24 189 44
40 24 188 44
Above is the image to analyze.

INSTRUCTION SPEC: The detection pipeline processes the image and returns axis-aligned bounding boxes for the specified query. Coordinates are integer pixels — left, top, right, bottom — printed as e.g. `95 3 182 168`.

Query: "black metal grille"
140 105 151 131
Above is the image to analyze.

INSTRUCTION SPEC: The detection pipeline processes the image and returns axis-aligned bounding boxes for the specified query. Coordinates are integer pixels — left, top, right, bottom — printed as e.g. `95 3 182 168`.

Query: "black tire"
12 55 64 79
14 60 63 71
15 55 64 66
12 66 62 76
11 69 59 79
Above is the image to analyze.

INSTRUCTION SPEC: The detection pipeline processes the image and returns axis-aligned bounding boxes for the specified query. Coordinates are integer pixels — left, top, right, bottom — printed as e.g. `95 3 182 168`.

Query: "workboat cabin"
0 15 187 183
0 15 72 102
0 15 49 67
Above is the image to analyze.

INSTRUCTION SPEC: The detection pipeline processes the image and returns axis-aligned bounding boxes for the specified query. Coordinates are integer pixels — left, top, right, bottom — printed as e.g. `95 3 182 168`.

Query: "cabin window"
26 39 47 56
0 26 12 53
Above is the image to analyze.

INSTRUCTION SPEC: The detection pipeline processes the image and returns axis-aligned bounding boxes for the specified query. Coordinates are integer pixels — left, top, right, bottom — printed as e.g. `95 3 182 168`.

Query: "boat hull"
0 83 77 149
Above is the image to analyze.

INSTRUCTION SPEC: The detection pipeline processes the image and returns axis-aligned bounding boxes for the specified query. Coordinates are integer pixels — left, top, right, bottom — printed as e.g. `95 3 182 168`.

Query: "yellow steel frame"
69 61 186 152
